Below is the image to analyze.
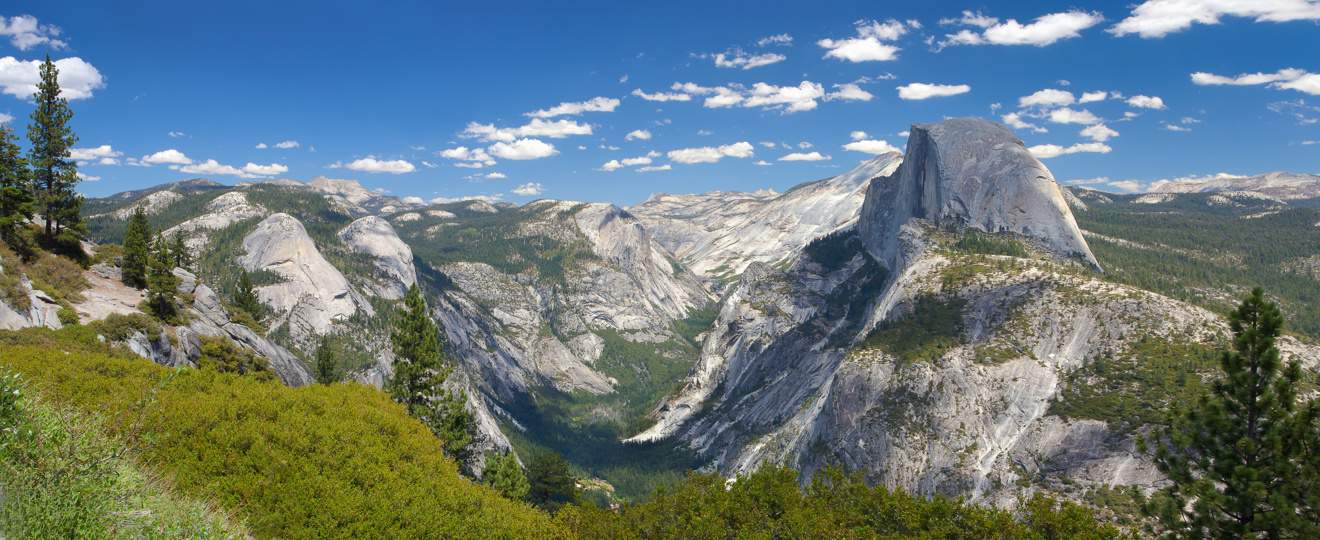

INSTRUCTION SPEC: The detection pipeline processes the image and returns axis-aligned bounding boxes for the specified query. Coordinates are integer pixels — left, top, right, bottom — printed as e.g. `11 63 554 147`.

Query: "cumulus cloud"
76 171 99 182
937 10 1104 48
849 130 868 140
488 138 558 160
511 182 545 196
667 141 754 164
438 146 496 168
897 82 971 100
525 96 619 118
274 140 299 149
842 139 901 155
69 144 122 165
631 88 692 102
825 83 874 102
599 151 658 171
1028 142 1112 159
1192 68 1320 96
1048 107 1102 125
818 19 913 62
0 15 67 50
242 162 288 176
329 157 415 174
778 151 830 161
179 159 243 177
1002 112 1048 133
1106 180 1143 192
1081 123 1119 142
141 149 192 165
1019 88 1075 108
757 33 793 47
939 10 1001 28
1079 91 1109 103
1126 94 1166 109
1110 0 1320 38
0 56 104 99
708 49 786 70
625 129 651 141
463 119 592 143
637 164 671 172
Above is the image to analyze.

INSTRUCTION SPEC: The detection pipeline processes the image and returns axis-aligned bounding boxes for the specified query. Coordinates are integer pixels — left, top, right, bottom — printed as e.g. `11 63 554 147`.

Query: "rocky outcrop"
858 119 1098 270
240 213 364 348
631 152 902 284
1148 171 1320 200
338 216 417 299
0 277 64 330
105 190 183 219
165 191 267 250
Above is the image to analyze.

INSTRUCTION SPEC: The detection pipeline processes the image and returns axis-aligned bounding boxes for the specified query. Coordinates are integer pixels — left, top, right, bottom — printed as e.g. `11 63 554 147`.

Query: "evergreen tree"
121 207 151 288
170 233 191 270
483 451 530 500
389 284 475 462
1146 288 1320 538
0 124 34 259
314 336 338 384
144 233 179 320
26 55 79 238
232 268 263 319
525 451 577 511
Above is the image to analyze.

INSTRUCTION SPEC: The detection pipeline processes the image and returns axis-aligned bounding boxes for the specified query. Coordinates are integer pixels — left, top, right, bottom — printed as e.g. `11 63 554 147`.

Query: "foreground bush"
0 371 248 539
0 327 561 539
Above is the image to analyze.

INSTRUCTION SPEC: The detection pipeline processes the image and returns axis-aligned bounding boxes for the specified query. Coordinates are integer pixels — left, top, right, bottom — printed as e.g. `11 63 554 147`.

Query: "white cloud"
798 141 813 149
897 82 971 100
0 56 104 100
274 140 299 149
736 81 826 113
179 159 247 177
330 157 415 174
511 182 545 196
168 130 187 138
1107 180 1143 192
463 119 592 143
825 83 874 102
526 96 620 118
1126 94 1166 109
1028 142 1112 158
1110 0 1320 38
778 151 830 161
1048 107 1102 125
1081 123 1119 142
757 33 793 47
843 139 902 154
818 19 910 62
599 152 657 171
0 15 67 50
755 160 772 166
484 172 507 179
488 138 558 160
1192 68 1320 96
77 172 100 181
710 49 786 70
142 149 192 165
702 86 745 108
631 88 692 102
1019 88 1075 108
637 164 671 172
255 143 268 149
625 129 651 141
849 130 868 140
667 141 754 164
438 146 496 167
1079 91 1109 103
938 10 1104 48
939 10 1000 28
1162 122 1192 132
242 162 288 176
69 144 121 164
1002 112 1048 133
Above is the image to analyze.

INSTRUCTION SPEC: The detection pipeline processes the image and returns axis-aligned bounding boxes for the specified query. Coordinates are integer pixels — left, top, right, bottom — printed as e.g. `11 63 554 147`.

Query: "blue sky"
2 0 1318 204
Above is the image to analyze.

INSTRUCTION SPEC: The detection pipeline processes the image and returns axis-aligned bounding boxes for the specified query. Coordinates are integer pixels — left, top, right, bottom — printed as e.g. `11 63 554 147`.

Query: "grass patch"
953 229 1029 258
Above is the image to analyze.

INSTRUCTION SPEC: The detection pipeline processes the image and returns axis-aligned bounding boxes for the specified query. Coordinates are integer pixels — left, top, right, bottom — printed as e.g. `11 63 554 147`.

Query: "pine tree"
0 124 34 259
483 451 530 500
315 336 338 384
1146 288 1320 538
232 268 263 319
170 233 191 270
145 233 179 321
26 55 79 238
121 207 151 288
525 451 577 511
389 284 475 461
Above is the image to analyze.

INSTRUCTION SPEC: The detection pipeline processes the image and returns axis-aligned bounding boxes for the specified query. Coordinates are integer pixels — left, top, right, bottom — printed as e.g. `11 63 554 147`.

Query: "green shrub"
0 327 562 539
953 229 1030 258
56 306 79 325
0 371 249 539
90 313 162 342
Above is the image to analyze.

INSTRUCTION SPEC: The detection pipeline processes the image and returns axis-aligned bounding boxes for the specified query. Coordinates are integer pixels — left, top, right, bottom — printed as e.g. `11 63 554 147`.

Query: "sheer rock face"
240 213 364 348
630 152 902 285
858 119 1099 270
338 216 417 299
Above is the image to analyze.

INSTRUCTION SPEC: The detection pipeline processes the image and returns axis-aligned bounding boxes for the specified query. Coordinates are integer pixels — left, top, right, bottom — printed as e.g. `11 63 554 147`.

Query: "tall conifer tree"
121 207 151 288
27 55 80 238
390 284 475 461
0 124 34 258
